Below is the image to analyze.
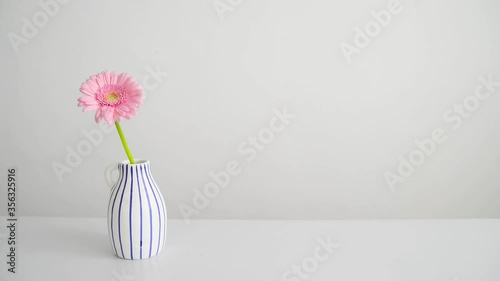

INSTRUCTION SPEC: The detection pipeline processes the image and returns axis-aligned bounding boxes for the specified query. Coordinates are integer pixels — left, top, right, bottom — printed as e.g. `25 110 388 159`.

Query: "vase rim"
118 159 150 166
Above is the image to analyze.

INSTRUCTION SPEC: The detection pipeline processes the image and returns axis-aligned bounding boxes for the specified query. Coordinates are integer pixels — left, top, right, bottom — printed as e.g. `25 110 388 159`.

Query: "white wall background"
1 0 499 219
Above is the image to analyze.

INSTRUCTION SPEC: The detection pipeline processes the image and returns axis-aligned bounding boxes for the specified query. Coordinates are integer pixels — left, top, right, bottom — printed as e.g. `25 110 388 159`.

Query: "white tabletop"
1 217 499 281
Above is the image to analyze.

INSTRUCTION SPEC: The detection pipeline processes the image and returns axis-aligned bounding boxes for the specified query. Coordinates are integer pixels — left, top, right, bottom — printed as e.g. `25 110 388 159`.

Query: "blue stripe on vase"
147 163 166 250
136 165 143 259
129 166 134 260
145 163 162 255
117 164 129 258
140 165 154 258
109 164 125 256
152 164 166 243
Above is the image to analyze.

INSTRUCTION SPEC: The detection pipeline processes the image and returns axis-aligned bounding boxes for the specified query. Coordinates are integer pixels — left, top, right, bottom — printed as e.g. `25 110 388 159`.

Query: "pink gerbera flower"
78 72 144 125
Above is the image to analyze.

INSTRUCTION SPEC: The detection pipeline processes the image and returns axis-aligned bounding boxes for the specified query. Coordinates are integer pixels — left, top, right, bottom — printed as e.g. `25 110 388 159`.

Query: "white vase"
105 160 167 260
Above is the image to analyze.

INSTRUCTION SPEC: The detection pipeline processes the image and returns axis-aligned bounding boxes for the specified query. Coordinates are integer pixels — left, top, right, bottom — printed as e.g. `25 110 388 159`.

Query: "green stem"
115 121 135 164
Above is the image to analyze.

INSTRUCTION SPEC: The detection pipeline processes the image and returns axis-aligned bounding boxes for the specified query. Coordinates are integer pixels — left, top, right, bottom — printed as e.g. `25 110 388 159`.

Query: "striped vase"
105 160 167 260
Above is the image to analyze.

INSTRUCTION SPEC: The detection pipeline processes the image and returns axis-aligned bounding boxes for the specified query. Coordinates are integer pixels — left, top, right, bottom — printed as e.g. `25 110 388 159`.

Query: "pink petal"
129 92 142 97
91 75 102 89
121 76 133 89
96 72 107 88
80 83 96 96
129 91 144 98
129 95 143 101
117 105 130 112
127 108 137 116
109 72 117 85
104 72 112 85
122 80 137 91
104 107 116 125
94 108 103 123
86 77 99 92
78 96 98 105
83 105 99 112
116 73 127 86
115 106 127 116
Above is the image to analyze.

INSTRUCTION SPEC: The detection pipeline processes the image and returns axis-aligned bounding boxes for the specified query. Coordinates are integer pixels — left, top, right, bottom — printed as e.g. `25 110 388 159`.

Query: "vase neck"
118 161 151 178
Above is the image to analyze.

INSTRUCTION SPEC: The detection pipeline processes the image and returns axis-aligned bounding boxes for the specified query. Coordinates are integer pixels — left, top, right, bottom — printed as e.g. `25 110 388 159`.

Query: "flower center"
106 92 119 102
96 85 127 106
